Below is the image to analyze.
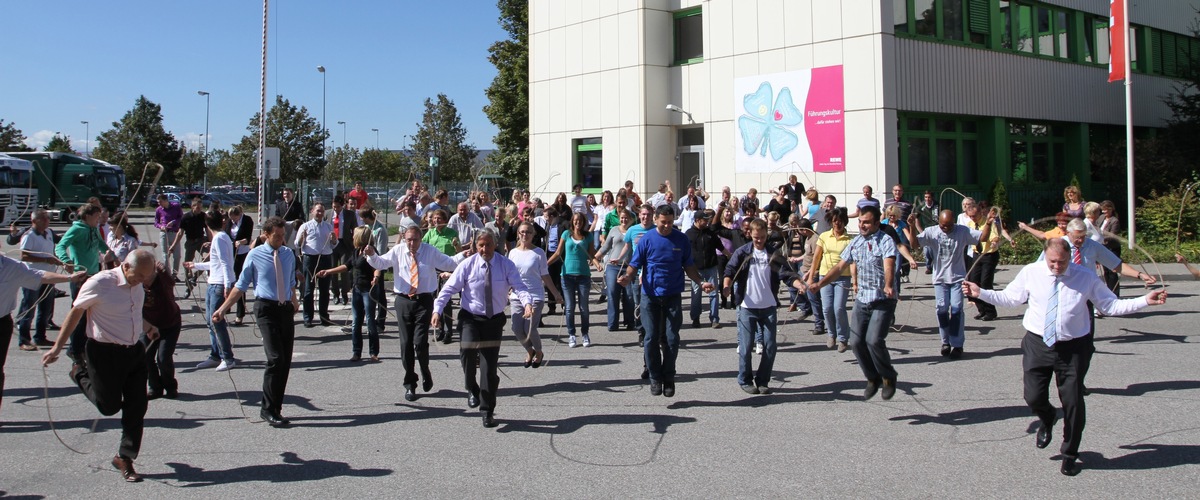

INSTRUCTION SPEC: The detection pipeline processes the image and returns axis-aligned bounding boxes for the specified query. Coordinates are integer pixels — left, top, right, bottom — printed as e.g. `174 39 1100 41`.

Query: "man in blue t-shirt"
618 205 715 398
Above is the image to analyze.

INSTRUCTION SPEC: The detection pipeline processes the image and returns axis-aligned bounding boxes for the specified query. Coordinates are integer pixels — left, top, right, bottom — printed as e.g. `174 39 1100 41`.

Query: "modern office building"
528 0 1196 220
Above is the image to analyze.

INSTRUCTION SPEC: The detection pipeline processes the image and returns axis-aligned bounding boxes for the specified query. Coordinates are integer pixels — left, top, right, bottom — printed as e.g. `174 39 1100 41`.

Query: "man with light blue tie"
432 231 533 428
964 238 1166 476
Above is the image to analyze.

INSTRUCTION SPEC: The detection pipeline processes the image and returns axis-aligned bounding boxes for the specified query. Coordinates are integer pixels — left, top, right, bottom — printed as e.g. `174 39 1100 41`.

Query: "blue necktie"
1044 278 1060 347
484 261 494 317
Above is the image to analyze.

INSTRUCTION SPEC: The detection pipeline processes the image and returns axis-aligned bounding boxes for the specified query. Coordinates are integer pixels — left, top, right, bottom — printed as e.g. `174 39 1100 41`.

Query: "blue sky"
2 0 505 153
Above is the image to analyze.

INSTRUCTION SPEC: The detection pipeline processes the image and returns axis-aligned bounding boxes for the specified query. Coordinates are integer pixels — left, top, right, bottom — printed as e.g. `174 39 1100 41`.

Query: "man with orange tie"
432 231 534 428
213 217 300 427
965 238 1166 476
364 225 458 402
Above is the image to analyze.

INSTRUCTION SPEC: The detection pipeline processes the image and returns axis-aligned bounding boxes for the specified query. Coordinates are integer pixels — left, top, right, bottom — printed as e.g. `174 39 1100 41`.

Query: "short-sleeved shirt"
0 255 44 317
423 227 458 256
561 234 593 276
629 228 694 297
508 247 550 301
816 230 852 278
297 219 335 255
73 268 144 346
839 231 897 304
916 225 981 284
623 223 653 252
19 227 56 272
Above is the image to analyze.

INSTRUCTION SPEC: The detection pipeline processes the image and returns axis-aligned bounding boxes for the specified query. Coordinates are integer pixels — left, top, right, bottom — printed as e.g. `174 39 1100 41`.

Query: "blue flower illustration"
738 82 803 161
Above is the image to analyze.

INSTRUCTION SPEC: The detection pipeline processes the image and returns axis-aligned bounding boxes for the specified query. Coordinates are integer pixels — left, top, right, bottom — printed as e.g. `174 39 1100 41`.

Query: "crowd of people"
0 176 1179 480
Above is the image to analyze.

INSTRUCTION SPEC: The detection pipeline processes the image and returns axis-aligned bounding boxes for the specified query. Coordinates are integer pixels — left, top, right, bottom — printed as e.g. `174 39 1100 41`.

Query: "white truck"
0 154 37 226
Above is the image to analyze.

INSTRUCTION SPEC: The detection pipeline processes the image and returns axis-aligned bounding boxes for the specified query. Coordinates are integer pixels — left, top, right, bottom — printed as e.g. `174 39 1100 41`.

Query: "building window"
896 0 987 46
575 138 603 192
1007 120 1064 185
898 113 981 188
1149 27 1200 78
673 7 703 65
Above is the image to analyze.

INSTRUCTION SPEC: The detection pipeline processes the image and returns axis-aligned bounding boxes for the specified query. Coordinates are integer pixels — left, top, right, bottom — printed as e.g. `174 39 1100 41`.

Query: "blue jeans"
820 275 851 342
690 266 720 323
351 287 379 356
205 284 235 361
17 284 55 344
923 247 934 272
562 274 590 336
642 293 682 382
850 298 898 382
933 282 966 348
605 264 635 330
737 307 777 387
807 286 825 330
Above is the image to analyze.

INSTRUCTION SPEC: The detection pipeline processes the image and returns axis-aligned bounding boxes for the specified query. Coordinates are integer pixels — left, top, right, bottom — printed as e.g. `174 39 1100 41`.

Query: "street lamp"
80 121 89 156
666 104 695 124
317 66 326 163
371 128 379 149
197 91 210 191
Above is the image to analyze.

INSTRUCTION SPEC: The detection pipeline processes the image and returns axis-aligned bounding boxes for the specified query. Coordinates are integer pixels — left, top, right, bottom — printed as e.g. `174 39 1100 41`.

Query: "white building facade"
529 0 1196 221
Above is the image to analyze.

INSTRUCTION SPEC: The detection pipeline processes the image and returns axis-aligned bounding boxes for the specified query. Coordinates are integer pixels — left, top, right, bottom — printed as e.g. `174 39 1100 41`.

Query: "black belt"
92 340 141 350
256 298 292 305
396 292 433 300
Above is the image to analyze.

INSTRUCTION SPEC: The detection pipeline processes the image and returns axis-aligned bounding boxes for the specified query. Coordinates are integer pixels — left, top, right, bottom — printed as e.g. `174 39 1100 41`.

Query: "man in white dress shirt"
964 238 1166 476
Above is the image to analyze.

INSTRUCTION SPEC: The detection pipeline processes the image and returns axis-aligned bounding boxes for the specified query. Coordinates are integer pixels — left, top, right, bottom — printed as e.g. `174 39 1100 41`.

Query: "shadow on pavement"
1101 328 1189 344
891 347 1022 365
1079 444 1200 470
495 412 696 436
148 451 391 486
889 404 1032 426
1086 380 1200 396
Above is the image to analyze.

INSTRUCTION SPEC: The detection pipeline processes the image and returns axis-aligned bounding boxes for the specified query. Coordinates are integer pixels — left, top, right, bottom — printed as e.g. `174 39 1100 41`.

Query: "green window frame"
1148 27 1200 78
574 138 604 193
895 0 989 46
1007 120 1065 186
898 113 982 189
673 7 703 66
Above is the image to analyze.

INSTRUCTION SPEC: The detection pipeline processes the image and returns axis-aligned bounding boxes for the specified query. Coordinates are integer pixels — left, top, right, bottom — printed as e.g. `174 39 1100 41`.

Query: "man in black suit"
329 195 360 305
275 187 306 258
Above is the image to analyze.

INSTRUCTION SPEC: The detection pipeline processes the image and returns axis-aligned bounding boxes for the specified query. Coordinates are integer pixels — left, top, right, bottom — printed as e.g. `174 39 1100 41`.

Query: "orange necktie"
409 251 419 294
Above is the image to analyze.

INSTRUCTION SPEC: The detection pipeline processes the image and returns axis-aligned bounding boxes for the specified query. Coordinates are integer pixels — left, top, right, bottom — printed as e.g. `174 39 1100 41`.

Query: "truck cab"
4 152 122 221
0 154 37 226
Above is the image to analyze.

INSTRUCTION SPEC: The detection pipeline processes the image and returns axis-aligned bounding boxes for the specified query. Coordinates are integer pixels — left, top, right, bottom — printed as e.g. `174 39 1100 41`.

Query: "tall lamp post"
80 121 89 156
198 91 211 191
317 65 326 165
371 128 379 149
337 121 347 187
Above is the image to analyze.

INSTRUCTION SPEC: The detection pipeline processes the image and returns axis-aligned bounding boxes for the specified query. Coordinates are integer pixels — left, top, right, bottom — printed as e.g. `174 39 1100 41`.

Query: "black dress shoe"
403 387 417 402
663 382 675 398
881 378 896 400
649 381 663 396
320 318 335 326
863 379 880 400
260 410 290 427
482 412 497 428
467 394 480 408
422 376 434 393
111 456 142 483
980 313 996 321
164 388 179 399
147 390 163 400
940 344 952 357
973 312 985 320
435 330 446 342
1036 417 1056 449
692 318 701 329
949 347 963 360
1060 456 1080 476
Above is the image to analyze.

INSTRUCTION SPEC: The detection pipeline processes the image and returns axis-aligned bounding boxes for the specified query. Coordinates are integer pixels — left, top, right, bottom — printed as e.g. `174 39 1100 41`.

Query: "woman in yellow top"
805 207 852 351
966 202 1014 321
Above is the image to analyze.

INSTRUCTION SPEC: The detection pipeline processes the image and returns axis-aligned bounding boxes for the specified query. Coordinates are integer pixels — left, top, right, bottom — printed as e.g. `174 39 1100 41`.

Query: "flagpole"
1123 0 1135 250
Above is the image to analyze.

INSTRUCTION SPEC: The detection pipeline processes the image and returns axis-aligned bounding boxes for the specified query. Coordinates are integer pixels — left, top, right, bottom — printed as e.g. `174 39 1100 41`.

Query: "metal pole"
258 0 269 226
372 128 379 149
1123 0 1135 250
318 65 326 166
80 121 88 156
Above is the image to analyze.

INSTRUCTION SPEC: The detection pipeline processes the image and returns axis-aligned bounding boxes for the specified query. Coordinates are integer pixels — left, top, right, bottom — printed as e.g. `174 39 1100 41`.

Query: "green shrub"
1135 181 1200 246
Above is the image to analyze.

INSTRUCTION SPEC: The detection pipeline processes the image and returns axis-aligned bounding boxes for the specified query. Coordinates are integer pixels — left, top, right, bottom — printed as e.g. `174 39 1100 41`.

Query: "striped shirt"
839 230 897 304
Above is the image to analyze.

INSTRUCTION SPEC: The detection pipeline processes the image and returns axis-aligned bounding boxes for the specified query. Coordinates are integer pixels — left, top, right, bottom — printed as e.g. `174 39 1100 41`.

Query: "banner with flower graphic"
733 66 845 173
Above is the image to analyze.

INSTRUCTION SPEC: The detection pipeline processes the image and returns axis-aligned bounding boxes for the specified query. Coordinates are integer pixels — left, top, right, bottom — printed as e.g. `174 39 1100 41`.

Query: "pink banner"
805 66 845 173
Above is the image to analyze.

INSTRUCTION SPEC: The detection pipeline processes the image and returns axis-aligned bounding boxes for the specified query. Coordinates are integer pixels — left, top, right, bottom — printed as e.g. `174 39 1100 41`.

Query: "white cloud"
24 130 57 151
181 132 205 151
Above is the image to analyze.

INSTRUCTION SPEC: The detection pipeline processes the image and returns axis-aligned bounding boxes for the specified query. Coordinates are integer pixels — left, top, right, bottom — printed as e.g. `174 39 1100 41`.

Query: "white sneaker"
196 358 220 369
568 335 577 348
215 359 237 372
582 335 592 347
755 342 764 355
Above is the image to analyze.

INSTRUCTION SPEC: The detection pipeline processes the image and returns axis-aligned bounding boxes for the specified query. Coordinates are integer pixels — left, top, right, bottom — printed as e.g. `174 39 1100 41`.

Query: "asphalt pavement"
1 229 1198 498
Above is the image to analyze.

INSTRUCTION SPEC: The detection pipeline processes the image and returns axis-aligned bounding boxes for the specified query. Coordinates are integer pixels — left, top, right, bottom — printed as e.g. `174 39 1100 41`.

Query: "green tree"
211 148 256 188
325 144 362 184
483 0 529 186
233 95 326 182
0 119 33 151
411 94 477 185
44 134 73 153
92 96 183 184
359 147 412 183
175 146 207 189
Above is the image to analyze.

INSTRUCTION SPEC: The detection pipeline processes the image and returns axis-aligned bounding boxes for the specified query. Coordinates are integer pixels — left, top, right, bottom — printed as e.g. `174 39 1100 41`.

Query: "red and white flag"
1109 0 1128 82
